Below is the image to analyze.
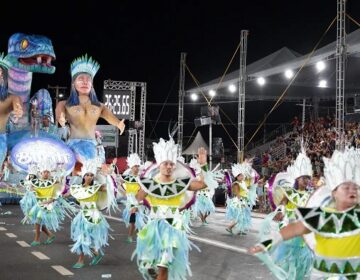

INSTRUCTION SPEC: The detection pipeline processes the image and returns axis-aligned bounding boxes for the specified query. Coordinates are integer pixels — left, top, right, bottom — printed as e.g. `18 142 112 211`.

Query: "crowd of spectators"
254 115 360 178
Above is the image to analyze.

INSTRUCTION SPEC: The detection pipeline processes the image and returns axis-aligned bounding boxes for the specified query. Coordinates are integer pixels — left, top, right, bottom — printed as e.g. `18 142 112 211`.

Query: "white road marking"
188 235 249 254
52 265 74 276
0 226 7 231
6 232 17 238
17 241 30 247
104 215 124 222
31 251 50 260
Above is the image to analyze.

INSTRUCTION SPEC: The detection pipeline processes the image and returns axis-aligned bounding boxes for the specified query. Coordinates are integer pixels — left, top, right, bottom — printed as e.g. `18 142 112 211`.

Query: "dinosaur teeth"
37 56 42 64
46 57 51 64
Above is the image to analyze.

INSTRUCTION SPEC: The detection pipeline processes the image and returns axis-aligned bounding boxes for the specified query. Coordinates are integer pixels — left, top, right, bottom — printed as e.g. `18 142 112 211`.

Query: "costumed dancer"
20 160 74 246
133 138 208 280
55 55 125 164
250 148 360 280
120 153 146 243
225 160 257 235
189 158 220 225
0 53 23 169
69 160 118 269
258 150 314 280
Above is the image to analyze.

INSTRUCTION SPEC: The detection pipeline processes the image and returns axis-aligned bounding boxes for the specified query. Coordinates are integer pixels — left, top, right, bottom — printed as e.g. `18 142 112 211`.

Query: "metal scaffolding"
238 30 249 162
103 80 147 161
335 0 346 150
177 53 187 156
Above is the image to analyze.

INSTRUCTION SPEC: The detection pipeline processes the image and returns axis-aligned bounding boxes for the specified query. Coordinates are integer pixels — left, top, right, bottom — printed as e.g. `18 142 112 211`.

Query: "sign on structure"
103 89 131 119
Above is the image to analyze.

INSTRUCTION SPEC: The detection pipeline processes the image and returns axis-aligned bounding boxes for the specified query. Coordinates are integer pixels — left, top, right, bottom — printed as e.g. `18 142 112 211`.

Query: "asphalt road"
0 205 275 280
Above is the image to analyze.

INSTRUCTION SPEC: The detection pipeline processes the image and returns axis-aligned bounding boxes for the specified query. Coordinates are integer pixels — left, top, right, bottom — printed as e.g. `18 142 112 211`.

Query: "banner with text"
103 89 131 119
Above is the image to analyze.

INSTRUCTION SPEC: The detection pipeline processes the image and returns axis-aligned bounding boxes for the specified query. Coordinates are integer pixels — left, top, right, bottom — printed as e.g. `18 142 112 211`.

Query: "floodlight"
228 84 236 93
209 90 216 97
316 61 326 72
257 77 266 86
190 93 198 101
284 69 294 79
318 80 327 88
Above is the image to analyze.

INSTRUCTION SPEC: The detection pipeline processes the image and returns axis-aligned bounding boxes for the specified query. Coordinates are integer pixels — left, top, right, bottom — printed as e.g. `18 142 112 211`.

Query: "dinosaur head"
7 33 56 74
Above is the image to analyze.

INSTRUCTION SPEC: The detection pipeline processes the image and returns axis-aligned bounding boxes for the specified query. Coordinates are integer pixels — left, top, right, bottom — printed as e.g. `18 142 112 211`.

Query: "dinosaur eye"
20 39 29 50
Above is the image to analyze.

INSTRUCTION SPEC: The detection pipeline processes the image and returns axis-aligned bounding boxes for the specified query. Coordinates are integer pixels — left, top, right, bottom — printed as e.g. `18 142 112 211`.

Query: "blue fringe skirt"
134 218 197 280
70 210 110 257
225 197 251 234
20 192 73 231
270 236 313 280
122 203 146 230
192 191 216 217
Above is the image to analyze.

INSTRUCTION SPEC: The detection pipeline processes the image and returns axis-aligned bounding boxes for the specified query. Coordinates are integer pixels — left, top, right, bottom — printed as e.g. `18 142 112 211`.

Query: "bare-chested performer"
0 53 23 168
55 55 125 163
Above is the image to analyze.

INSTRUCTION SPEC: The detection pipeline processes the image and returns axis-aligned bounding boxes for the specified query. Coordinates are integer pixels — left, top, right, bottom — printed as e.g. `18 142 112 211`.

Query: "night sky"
1 0 360 151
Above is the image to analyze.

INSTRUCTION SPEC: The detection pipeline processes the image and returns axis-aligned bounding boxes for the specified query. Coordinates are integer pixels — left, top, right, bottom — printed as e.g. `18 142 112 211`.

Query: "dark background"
1 0 360 152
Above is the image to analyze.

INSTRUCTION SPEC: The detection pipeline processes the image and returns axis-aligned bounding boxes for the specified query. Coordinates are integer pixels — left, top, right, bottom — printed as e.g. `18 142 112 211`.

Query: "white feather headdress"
231 162 251 178
323 148 360 191
153 138 178 165
81 160 99 177
37 159 56 173
286 150 313 182
127 153 141 168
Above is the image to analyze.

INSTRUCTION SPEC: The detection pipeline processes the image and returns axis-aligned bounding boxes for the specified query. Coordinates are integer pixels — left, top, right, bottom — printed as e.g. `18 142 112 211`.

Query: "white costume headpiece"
81 160 99 177
286 149 313 182
231 162 251 178
37 159 56 173
153 138 178 165
127 153 141 168
323 148 360 191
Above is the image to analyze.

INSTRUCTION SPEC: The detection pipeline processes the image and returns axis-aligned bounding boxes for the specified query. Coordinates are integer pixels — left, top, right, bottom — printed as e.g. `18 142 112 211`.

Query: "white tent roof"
187 28 360 100
182 131 209 155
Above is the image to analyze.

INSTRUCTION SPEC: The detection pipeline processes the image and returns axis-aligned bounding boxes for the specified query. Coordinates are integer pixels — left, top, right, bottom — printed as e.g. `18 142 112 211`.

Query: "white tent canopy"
182 131 209 155
187 28 360 100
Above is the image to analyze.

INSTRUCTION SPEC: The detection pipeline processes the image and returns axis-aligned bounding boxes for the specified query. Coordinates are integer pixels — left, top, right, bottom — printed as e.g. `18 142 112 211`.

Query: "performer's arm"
232 183 241 198
100 104 125 135
55 101 66 127
248 221 310 254
135 188 147 202
189 147 208 191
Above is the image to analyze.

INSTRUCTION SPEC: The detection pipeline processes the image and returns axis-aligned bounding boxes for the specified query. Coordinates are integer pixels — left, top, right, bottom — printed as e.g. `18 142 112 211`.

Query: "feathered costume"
133 138 200 280
20 163 75 232
257 151 316 280
121 153 146 230
70 160 117 257
225 160 257 234
299 149 360 280
189 159 221 221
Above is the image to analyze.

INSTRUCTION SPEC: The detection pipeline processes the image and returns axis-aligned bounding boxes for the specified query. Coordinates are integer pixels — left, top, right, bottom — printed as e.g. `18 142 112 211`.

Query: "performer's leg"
157 266 168 280
34 223 41 242
42 225 55 244
73 252 85 268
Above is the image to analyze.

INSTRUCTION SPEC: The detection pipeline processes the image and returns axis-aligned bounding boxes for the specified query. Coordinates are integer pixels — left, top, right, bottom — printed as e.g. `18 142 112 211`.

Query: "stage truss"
103 80 147 161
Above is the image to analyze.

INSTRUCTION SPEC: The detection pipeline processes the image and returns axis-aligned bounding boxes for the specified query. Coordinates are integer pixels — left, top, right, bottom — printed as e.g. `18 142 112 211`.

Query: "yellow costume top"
296 204 360 277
